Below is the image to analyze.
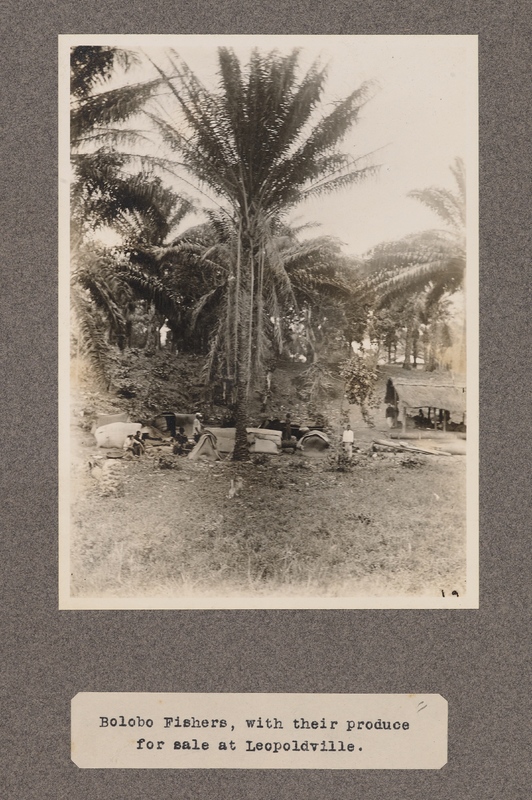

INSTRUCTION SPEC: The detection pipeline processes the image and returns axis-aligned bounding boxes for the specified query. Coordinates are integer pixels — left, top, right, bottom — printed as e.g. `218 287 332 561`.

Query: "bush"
400 456 424 469
326 448 354 472
341 352 379 425
252 454 271 466
156 453 182 470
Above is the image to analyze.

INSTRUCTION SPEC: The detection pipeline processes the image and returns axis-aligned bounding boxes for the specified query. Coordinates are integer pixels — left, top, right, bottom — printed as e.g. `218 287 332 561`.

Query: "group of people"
123 414 357 459
170 412 203 456
413 408 454 430
123 430 146 457
280 413 355 459
122 413 205 458
171 413 204 455
171 427 189 455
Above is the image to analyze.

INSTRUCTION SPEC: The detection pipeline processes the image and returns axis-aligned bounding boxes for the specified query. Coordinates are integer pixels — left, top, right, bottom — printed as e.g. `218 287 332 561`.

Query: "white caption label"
71 692 447 769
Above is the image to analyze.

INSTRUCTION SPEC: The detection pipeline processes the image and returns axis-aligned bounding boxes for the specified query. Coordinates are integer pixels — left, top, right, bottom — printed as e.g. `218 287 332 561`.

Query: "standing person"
342 423 354 459
192 413 203 443
385 405 397 428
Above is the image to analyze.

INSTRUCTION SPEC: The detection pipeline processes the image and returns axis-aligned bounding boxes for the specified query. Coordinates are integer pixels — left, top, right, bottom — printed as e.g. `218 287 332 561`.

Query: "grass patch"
70 445 466 599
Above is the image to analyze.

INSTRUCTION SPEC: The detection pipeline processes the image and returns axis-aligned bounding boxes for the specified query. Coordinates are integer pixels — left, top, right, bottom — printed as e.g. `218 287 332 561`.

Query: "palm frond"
71 79 161 143
74 260 130 347
71 286 112 384
73 128 153 150
71 46 141 100
368 257 464 306
190 286 225 330
119 264 181 324
407 156 466 231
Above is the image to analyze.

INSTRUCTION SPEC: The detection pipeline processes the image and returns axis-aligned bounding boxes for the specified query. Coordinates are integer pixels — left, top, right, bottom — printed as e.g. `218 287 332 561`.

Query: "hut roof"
383 368 466 414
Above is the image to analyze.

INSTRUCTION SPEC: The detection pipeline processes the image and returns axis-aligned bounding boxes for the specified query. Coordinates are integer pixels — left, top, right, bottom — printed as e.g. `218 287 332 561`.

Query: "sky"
66 34 477 256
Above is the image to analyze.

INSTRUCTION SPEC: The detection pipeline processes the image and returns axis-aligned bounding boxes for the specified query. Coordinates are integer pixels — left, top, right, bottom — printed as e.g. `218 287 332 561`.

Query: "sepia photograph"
59 34 478 609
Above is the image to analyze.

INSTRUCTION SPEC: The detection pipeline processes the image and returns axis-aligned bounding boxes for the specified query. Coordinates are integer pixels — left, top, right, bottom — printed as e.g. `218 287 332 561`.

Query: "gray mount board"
1 3 530 800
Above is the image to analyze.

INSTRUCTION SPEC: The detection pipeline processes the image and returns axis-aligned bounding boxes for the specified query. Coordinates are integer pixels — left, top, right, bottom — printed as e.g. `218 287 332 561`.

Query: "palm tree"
148 47 376 458
364 158 465 302
70 46 164 244
71 47 198 375
363 157 466 369
281 232 363 360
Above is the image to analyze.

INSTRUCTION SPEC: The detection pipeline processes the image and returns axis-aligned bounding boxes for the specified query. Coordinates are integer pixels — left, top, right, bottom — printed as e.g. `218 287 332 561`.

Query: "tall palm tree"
148 47 376 458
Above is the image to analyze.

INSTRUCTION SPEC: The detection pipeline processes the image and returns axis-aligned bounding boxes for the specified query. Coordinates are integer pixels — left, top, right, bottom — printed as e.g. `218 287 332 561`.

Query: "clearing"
70 434 466 600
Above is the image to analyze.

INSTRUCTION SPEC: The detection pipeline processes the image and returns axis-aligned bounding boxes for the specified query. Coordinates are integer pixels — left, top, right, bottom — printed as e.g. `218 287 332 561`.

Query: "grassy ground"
69 356 467 600
70 435 466 600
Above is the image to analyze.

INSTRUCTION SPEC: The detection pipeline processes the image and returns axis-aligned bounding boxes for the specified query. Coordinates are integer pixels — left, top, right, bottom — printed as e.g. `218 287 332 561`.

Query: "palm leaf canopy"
364 229 465 305
279 234 356 304
408 156 466 232
149 48 376 225
363 158 467 305
70 46 140 99
71 79 161 144
70 46 161 145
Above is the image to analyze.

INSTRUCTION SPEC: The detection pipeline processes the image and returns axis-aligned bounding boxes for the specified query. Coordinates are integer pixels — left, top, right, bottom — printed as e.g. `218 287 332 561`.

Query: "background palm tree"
364 157 465 303
363 157 466 370
71 46 197 377
70 46 165 244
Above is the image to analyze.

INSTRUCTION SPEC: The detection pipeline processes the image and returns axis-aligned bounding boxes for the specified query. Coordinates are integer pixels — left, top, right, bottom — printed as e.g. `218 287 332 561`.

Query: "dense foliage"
341 353 380 424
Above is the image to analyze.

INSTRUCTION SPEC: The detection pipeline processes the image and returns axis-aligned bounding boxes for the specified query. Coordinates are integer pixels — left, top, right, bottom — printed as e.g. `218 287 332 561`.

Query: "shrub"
252 454 271 466
400 456 424 469
326 448 354 472
157 453 182 470
341 352 380 425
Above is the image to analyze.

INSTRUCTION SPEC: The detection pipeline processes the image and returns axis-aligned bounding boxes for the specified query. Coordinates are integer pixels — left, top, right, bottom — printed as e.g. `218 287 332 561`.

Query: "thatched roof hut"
383 368 466 426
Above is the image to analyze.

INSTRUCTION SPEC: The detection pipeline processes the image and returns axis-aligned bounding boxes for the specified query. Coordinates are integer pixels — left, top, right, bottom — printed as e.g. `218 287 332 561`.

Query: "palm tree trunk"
412 326 419 368
422 328 430 368
233 313 250 460
246 240 255 397
232 376 250 461
403 324 412 370
226 268 233 378
232 221 250 462
233 220 241 376
256 243 264 375
427 321 439 371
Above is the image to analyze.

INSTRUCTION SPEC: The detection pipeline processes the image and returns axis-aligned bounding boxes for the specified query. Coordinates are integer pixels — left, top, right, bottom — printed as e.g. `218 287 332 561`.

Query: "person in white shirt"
192 413 203 442
342 423 354 459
